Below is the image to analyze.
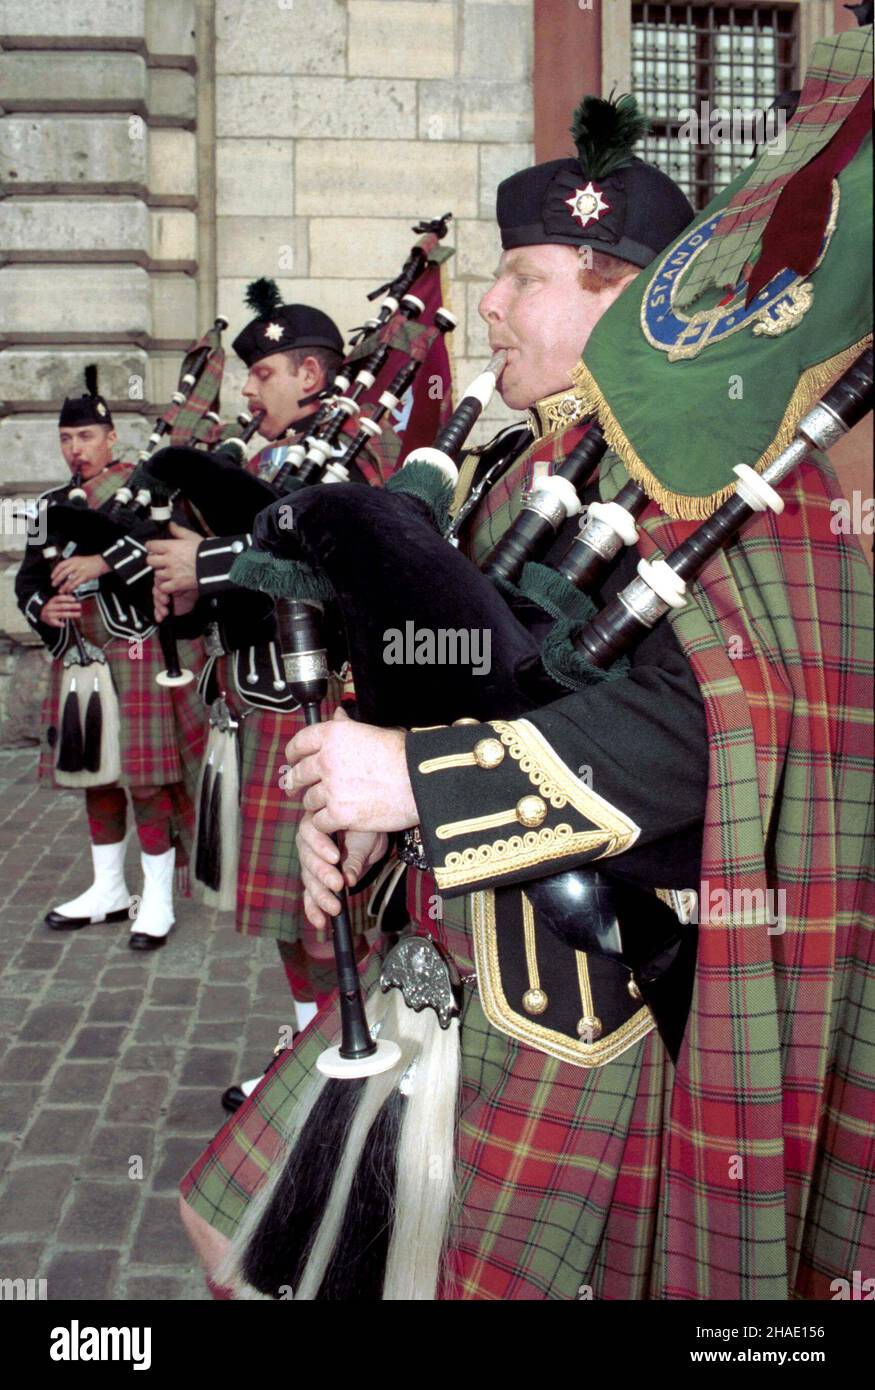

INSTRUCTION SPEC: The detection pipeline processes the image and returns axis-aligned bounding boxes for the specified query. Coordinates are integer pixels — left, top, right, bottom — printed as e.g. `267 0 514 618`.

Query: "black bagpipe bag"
248 478 586 729
145 445 277 535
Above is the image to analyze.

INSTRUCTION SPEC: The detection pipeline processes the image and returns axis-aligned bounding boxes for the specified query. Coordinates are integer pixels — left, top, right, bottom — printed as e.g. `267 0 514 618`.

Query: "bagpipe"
43 319 259 687
216 344 873 1303
40 470 122 789
141 214 457 534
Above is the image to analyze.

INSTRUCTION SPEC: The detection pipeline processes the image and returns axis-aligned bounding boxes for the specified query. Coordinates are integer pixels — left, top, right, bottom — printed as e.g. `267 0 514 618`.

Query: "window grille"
631 3 798 207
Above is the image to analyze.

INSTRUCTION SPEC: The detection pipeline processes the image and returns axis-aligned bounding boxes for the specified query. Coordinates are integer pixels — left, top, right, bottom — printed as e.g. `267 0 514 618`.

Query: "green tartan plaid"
677 27 873 306
182 412 872 1300
35 461 206 859
166 324 226 447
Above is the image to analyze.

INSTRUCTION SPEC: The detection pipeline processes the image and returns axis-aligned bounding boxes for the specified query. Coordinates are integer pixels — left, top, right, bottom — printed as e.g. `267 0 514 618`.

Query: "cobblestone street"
0 748 295 1302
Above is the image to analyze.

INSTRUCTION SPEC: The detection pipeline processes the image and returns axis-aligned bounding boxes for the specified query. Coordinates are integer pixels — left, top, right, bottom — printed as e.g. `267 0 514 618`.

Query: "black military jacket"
405 391 708 1067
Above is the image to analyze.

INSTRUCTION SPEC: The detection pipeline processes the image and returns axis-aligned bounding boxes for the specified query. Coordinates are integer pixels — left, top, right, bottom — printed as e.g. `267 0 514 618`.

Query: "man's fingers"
302 889 328 932
312 806 343 835
298 816 339 863
300 843 344 893
286 751 324 792
302 784 328 815
284 725 326 766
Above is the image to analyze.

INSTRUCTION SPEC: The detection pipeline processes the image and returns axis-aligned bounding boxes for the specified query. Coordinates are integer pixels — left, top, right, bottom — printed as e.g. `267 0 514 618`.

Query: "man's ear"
105 427 119 451
300 354 324 393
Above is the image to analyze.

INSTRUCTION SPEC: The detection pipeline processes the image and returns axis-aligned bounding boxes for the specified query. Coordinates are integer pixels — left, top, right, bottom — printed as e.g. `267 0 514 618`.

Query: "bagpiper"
15 369 206 951
146 284 398 1109
181 28 872 1302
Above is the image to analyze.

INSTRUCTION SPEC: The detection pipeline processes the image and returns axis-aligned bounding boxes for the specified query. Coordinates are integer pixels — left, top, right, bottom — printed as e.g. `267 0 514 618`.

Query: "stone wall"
0 1 203 743
213 0 534 419
0 0 535 746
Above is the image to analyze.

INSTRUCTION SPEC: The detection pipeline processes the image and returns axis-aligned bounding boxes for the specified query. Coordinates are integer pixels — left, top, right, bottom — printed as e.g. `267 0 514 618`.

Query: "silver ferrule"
522 489 566 529
573 515 624 562
798 401 848 454
617 577 670 629
760 435 811 489
282 649 329 683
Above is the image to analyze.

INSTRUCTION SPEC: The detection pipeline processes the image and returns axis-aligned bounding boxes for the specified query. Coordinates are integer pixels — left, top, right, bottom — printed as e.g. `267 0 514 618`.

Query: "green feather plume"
245 277 284 320
570 93 650 180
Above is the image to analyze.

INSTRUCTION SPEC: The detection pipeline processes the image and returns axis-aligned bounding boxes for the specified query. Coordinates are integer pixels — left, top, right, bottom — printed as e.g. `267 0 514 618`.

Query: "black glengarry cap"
232 278 344 368
497 94 694 268
58 364 114 429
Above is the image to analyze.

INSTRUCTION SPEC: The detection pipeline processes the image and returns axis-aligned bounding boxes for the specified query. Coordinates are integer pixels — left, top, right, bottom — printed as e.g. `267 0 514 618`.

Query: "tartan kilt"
230 671 370 949
181 448 874 1301
179 933 669 1301
37 606 205 859
37 605 205 790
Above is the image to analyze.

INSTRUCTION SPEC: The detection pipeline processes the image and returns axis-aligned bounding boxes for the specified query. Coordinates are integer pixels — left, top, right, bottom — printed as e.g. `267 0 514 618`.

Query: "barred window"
631 3 798 208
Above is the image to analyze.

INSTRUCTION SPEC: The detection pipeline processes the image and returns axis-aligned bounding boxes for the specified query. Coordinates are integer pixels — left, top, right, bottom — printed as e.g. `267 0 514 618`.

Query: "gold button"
473 737 505 769
516 795 547 828
452 717 479 726
577 1015 603 1042
522 987 548 1015
627 978 642 1002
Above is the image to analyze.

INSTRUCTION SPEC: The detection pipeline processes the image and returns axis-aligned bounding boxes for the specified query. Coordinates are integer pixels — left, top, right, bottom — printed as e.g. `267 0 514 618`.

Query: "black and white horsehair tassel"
194 745 214 887
82 674 103 774
57 674 84 772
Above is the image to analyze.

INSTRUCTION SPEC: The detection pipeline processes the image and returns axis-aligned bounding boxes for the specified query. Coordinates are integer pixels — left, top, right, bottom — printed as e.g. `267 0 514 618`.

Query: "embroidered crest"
565 181 611 229
641 182 839 362
263 322 284 343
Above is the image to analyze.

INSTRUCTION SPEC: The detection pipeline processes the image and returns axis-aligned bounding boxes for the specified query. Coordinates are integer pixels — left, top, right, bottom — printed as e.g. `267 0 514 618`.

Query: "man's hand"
40 594 83 627
146 522 201 596
298 814 388 928
152 582 195 623
285 707 418 835
51 554 109 594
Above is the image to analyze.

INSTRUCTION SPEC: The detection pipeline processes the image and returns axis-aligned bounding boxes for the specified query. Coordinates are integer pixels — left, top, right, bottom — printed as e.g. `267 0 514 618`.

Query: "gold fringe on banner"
571 332 873 520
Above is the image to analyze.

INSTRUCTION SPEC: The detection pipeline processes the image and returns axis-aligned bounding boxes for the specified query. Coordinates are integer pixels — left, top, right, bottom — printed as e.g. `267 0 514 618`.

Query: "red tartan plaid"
182 413 872 1301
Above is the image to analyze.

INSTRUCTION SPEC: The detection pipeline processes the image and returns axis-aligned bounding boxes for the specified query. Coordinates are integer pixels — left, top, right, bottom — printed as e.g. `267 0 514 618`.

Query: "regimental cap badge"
565 181 611 228
96 401 107 417
263 322 285 342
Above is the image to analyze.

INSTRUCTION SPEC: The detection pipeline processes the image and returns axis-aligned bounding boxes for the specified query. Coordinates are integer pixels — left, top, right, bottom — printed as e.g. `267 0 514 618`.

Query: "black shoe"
45 906 131 931
220 1041 299 1114
128 931 169 952
221 1085 247 1114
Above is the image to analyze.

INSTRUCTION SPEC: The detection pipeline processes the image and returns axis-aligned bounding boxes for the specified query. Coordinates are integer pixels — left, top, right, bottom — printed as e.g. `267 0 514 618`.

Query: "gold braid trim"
570 332 873 521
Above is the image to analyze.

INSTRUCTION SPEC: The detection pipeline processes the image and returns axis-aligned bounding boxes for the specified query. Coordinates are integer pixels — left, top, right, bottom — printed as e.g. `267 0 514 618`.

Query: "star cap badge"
565 181 611 229
263 322 285 343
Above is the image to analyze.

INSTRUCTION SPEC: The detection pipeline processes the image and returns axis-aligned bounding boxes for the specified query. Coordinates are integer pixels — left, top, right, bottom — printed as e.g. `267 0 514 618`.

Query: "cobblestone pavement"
0 748 297 1302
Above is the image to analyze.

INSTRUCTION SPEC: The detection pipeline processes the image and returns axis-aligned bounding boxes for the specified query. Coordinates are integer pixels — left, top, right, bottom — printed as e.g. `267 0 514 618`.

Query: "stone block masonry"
1 0 535 747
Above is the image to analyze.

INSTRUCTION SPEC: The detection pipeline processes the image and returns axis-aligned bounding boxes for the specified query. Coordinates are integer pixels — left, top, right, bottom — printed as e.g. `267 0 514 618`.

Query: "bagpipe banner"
572 25 873 519
347 243 457 471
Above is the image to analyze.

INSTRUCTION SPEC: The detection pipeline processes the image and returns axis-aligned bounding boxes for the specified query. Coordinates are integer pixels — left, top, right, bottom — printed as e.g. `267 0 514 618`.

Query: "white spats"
131 847 176 940
51 839 131 922
295 999 319 1032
